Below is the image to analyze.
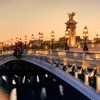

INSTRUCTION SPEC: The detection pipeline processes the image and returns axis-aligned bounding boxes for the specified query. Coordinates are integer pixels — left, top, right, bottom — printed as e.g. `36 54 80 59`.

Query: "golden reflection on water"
0 87 17 100
10 88 17 100
0 88 10 100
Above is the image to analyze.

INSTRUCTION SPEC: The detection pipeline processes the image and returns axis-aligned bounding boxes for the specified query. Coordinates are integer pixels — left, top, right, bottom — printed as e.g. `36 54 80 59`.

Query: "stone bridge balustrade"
1 49 100 61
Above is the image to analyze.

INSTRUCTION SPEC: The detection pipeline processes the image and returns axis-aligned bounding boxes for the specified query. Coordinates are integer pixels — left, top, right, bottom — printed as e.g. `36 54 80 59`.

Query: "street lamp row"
3 27 89 51
38 32 43 49
31 34 34 41
51 31 55 50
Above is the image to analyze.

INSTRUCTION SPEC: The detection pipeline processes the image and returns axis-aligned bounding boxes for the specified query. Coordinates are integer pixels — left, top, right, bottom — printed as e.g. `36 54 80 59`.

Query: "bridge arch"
0 56 99 100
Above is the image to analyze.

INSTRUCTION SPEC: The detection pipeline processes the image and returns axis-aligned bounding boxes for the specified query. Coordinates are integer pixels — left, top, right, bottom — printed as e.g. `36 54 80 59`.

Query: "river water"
0 76 89 100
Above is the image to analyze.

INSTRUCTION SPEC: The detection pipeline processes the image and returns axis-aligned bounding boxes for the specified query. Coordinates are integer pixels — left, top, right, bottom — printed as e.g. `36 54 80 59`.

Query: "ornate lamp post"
19 38 22 49
31 34 34 41
15 38 18 49
51 31 55 50
39 32 43 49
65 30 69 50
3 41 5 51
40 33 43 49
31 34 34 49
24 35 27 50
11 39 13 50
83 26 88 51
96 34 99 47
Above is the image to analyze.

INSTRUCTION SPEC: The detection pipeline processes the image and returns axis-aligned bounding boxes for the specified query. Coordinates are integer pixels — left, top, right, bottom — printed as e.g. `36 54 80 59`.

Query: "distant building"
28 40 51 50
76 36 81 43
59 37 65 44
29 40 41 47
94 37 100 44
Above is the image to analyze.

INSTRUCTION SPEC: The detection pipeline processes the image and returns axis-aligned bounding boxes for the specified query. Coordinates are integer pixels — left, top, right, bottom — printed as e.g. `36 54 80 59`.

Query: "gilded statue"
67 12 76 20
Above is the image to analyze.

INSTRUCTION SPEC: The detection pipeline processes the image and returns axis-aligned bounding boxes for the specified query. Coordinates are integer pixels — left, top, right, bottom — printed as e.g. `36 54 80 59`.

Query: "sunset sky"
0 0 100 43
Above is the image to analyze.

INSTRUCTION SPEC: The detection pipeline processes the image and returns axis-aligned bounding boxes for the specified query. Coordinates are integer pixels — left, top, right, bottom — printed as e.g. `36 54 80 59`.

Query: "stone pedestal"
96 75 100 93
84 74 89 85
75 72 78 79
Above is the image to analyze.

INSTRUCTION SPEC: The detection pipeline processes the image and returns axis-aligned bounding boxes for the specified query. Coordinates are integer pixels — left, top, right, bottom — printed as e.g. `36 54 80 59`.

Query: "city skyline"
0 0 100 42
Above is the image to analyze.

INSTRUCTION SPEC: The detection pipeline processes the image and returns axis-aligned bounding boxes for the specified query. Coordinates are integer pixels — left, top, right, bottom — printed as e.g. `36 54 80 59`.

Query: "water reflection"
10 88 17 100
41 87 46 100
0 88 17 100
59 85 64 96
0 88 10 100
0 78 89 100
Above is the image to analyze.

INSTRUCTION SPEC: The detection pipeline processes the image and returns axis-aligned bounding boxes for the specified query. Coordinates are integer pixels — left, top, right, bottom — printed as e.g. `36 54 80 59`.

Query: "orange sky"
0 0 100 43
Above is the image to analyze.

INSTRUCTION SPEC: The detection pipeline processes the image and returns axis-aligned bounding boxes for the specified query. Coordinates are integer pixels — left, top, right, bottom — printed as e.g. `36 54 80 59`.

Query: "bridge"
0 50 100 100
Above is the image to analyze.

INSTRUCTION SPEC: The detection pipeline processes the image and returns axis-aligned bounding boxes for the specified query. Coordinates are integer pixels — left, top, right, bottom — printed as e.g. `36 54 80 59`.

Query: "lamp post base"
65 46 69 50
83 45 88 51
